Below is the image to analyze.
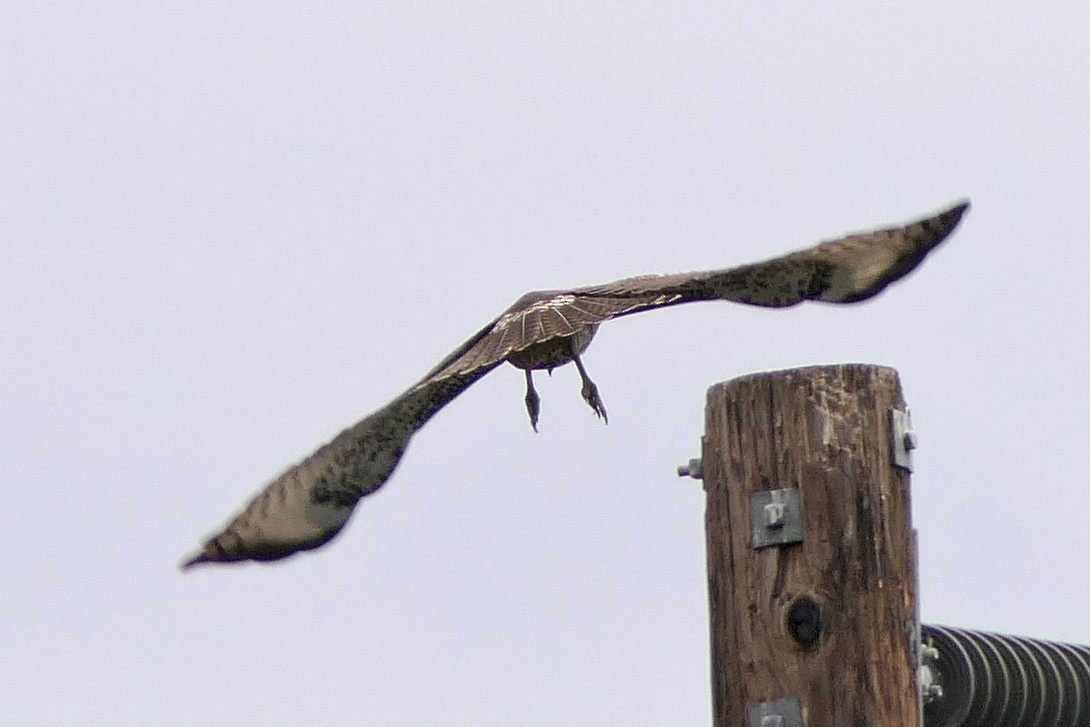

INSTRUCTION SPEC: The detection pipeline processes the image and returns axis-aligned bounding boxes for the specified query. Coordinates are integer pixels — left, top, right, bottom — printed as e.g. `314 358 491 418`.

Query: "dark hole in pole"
786 596 822 649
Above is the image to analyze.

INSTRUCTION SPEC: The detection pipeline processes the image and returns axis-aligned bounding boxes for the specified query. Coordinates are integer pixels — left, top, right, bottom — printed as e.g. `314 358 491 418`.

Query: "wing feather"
424 200 969 382
184 199 968 567
182 364 497 568
577 199 969 306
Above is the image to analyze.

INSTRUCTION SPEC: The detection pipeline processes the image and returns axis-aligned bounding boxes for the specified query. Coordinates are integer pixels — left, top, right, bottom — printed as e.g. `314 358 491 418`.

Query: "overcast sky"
3 2 1088 725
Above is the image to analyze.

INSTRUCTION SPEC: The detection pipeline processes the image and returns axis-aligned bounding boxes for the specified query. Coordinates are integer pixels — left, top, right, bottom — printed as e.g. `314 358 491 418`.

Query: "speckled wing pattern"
182 199 968 568
181 365 498 567
422 199 969 384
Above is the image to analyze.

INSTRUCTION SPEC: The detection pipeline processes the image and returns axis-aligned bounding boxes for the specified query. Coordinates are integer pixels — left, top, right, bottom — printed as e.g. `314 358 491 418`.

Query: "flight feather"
183 200 968 568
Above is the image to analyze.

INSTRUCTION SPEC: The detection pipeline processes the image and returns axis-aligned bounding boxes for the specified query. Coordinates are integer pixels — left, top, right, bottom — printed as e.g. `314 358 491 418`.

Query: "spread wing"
181 365 498 568
183 199 968 568
424 199 969 383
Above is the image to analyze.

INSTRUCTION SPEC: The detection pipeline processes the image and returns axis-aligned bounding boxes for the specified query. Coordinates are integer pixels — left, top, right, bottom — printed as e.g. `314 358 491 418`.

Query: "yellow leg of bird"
572 353 608 424
524 370 540 432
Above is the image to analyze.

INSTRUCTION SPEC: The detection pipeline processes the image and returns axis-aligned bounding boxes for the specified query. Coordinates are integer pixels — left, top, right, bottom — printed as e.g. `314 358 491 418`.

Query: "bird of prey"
182 200 969 569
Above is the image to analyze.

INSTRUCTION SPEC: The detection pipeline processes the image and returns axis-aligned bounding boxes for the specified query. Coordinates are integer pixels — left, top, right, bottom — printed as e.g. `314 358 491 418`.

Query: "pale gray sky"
3 2 1088 725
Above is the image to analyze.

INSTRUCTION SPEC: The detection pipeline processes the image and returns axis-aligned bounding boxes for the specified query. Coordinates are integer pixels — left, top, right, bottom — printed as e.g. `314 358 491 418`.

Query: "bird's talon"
581 383 608 424
524 372 541 431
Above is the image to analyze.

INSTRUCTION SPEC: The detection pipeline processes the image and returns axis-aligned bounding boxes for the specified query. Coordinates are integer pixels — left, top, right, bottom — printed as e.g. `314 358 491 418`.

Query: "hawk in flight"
183 200 969 568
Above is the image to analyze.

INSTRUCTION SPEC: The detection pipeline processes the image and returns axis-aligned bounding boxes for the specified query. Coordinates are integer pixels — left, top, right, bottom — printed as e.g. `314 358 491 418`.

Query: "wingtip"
179 540 238 570
920 198 971 241
179 549 212 571
945 198 971 221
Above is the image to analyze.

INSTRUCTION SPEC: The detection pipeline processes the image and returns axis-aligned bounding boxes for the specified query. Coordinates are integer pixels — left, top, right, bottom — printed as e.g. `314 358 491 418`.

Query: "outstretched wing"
425 200 969 383
181 365 497 568
183 199 968 568
675 197 969 306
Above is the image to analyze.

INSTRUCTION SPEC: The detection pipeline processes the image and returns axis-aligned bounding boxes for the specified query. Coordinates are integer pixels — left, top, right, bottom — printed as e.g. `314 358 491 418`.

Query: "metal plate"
748 696 804 727
751 488 804 549
890 408 916 471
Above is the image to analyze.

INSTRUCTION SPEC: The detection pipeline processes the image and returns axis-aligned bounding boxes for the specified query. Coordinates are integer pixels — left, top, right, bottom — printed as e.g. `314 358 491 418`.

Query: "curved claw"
572 353 608 425
580 380 608 423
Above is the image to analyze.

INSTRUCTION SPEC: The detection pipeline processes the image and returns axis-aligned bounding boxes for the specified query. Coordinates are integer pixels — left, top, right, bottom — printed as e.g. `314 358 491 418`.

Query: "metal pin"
677 458 703 479
764 502 786 528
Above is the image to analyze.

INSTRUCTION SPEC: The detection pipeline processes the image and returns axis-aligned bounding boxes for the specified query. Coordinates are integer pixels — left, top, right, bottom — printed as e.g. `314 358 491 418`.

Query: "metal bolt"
903 430 919 451
919 662 944 706
761 717 785 727
764 502 786 529
677 458 703 479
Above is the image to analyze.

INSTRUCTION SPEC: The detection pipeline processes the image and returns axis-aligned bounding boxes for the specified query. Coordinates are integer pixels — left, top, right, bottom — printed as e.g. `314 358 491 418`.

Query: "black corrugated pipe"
922 624 1090 727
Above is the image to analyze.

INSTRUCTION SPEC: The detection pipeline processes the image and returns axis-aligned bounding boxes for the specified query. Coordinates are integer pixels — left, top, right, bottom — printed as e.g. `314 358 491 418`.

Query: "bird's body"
183 200 969 568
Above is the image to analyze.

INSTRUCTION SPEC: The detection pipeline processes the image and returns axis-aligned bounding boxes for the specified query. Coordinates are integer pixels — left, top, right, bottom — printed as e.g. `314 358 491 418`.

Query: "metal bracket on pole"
919 641 944 706
748 696 804 727
890 408 917 472
751 488 804 549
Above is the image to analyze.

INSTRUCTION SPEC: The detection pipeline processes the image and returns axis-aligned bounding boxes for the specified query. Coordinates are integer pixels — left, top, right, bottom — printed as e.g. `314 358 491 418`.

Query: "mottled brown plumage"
423 199 969 429
183 200 968 568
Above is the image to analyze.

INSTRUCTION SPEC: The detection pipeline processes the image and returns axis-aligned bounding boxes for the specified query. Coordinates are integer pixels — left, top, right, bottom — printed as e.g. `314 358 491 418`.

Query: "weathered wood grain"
703 364 920 726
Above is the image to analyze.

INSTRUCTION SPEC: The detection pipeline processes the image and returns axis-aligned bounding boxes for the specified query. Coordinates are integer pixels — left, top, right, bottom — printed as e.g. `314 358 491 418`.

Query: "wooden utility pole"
700 364 920 726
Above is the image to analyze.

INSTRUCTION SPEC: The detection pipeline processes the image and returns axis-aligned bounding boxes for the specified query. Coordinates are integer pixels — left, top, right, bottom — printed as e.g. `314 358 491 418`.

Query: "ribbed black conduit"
922 625 1090 727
